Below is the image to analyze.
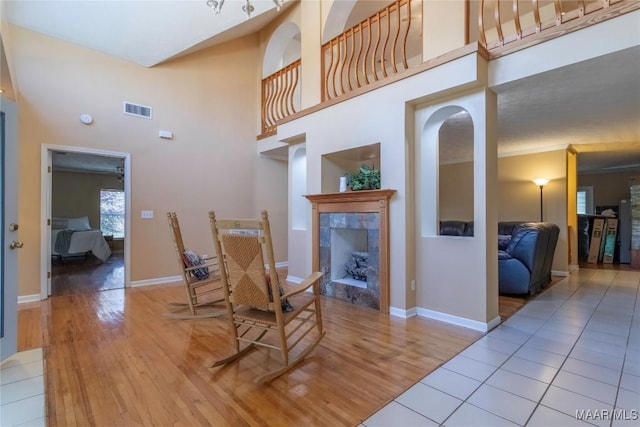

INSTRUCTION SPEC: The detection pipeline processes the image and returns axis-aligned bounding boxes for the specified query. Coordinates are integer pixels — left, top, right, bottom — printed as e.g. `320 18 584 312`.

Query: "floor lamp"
533 178 550 222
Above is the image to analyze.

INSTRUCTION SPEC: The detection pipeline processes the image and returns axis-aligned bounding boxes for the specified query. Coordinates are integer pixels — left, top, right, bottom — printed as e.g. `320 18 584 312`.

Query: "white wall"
288 144 310 281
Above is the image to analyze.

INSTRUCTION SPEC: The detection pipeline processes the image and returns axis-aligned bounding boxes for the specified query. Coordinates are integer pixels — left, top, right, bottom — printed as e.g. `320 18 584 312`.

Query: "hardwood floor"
17 269 553 426
51 252 124 296
579 261 638 270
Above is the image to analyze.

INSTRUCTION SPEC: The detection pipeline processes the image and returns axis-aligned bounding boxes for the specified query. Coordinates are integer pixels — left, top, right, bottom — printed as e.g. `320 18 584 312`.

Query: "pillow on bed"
182 249 210 280
51 218 69 230
67 216 92 231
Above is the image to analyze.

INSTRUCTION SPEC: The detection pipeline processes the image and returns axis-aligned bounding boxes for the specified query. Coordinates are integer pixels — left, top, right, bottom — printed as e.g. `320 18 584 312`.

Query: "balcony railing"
261 59 301 136
479 0 630 52
321 0 417 101
258 0 637 137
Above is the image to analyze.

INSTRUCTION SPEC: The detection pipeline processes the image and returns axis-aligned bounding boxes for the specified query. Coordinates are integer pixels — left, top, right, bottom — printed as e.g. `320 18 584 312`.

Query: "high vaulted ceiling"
4 0 286 67
3 1 640 174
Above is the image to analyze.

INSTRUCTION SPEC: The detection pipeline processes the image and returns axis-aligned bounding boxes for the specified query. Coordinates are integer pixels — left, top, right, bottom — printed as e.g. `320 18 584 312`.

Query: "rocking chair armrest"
281 271 322 299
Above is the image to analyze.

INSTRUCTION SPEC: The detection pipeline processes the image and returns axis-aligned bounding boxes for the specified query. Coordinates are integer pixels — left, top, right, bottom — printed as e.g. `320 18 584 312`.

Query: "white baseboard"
568 264 579 272
552 270 570 277
286 275 304 284
130 275 182 288
417 307 501 332
18 294 42 304
389 306 418 318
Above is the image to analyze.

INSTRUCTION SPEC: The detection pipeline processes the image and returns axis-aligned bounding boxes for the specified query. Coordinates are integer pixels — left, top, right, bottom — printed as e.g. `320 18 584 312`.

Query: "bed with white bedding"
51 216 112 262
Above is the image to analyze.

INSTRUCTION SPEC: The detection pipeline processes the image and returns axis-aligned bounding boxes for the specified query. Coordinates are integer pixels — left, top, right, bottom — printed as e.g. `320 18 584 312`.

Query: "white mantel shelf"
304 189 396 313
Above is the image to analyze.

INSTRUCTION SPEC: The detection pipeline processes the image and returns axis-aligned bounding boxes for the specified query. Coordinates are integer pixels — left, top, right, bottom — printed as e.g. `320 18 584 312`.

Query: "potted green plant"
345 164 381 191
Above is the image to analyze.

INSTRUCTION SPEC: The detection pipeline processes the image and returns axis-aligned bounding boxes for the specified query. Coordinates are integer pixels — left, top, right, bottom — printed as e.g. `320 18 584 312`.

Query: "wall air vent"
123 102 152 119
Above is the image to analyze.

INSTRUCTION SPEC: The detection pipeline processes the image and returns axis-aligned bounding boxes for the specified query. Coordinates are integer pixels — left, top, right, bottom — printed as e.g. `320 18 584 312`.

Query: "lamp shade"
533 178 550 187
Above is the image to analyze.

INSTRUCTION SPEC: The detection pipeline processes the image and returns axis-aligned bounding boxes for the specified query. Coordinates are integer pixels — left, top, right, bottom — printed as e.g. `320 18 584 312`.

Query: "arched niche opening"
291 145 307 230
419 105 474 237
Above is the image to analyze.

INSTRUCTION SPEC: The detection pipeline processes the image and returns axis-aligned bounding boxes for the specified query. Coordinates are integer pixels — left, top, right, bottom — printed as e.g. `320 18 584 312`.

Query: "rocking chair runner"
165 212 225 319
208 210 325 384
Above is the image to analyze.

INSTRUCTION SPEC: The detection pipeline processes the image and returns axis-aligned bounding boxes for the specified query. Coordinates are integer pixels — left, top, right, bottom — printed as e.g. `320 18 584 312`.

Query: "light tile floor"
364 269 640 427
0 348 46 426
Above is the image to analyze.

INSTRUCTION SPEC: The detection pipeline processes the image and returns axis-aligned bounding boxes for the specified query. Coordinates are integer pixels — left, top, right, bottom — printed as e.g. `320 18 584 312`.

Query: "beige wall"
52 171 123 230
578 171 637 209
441 150 574 273
423 0 467 60
8 25 287 296
440 161 474 221
498 150 568 272
254 156 288 254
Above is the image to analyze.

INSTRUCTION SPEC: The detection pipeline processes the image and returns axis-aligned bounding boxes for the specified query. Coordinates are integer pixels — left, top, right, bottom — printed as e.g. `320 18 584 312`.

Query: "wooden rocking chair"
165 212 225 319
208 210 325 384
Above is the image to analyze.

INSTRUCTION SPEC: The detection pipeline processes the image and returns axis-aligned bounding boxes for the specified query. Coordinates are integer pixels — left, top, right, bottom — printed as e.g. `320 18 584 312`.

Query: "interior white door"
1 99 20 361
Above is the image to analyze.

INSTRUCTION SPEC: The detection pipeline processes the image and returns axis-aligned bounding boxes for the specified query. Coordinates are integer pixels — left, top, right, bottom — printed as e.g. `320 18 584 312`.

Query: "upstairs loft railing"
261 59 301 136
321 0 417 101
259 0 637 137
479 0 632 53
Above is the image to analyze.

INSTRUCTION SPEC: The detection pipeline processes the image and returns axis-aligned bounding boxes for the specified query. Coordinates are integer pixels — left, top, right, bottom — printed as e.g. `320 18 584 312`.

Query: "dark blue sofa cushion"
499 223 559 295
498 235 512 250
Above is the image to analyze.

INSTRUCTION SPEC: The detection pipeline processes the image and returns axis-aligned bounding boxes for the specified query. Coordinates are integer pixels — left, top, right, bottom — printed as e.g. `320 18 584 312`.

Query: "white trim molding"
552 270 570 277
18 294 42 304
417 307 502 332
286 275 304 284
389 306 418 319
130 275 181 288
41 144 132 299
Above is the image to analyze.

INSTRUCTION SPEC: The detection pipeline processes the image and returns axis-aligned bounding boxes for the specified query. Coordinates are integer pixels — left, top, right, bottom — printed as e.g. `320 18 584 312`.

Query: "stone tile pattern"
319 212 380 310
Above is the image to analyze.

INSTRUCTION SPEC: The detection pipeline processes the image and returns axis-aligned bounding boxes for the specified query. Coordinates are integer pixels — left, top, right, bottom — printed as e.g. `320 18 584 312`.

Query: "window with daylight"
577 186 594 215
577 191 587 214
100 189 125 238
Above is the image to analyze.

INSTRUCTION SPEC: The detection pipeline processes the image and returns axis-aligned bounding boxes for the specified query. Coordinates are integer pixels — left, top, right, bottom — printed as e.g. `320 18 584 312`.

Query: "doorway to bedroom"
41 145 131 298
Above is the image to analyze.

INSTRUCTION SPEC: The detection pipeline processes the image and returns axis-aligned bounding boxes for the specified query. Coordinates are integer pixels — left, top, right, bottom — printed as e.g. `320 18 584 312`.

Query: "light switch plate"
141 210 154 219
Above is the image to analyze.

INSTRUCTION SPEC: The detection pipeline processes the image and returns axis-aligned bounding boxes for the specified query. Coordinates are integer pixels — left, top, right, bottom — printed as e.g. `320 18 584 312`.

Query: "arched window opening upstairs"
321 0 422 100
261 22 302 136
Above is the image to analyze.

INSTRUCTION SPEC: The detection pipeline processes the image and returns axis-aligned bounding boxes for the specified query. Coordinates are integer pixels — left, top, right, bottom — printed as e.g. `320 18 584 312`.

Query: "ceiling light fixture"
206 0 284 19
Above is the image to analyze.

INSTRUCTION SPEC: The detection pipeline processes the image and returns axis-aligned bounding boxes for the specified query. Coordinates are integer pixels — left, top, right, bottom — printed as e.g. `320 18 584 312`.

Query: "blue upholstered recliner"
439 220 559 296
498 223 559 296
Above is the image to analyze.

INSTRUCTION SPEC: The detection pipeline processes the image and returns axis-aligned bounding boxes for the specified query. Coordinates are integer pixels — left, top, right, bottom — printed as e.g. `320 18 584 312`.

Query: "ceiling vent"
123 101 152 119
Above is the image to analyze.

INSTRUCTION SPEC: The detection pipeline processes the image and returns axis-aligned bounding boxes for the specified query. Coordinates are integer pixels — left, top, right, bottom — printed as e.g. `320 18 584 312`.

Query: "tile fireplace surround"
305 189 395 313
